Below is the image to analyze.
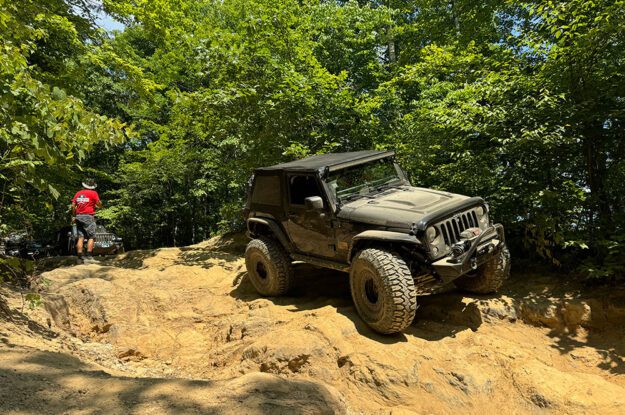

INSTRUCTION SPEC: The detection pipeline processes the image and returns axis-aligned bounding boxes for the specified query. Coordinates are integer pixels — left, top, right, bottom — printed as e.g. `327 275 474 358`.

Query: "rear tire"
245 237 293 296
350 248 417 334
454 244 510 294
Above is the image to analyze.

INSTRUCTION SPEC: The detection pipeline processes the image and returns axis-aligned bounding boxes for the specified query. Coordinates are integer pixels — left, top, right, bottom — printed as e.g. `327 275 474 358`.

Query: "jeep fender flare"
348 230 422 262
247 217 293 252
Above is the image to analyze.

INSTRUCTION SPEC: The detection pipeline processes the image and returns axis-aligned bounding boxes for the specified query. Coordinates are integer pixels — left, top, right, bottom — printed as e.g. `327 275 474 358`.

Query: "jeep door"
284 173 335 258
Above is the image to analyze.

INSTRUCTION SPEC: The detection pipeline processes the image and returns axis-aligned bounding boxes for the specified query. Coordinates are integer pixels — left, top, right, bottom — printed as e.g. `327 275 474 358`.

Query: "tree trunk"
388 40 396 63
449 0 461 36
583 130 611 236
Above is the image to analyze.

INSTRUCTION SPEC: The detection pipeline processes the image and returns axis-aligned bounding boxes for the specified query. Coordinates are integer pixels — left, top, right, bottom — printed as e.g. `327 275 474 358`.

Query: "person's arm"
71 194 77 215
95 192 103 209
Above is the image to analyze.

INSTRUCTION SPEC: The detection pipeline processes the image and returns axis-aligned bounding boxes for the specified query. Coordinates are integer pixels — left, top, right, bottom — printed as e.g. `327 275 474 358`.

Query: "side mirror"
304 196 324 211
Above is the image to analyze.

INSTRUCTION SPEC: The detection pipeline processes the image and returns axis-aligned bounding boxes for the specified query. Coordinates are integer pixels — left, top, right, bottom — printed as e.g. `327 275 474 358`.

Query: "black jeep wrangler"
57 224 124 256
244 150 510 334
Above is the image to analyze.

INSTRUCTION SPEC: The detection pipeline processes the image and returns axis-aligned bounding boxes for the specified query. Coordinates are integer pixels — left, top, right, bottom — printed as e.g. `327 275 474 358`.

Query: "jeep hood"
337 186 472 229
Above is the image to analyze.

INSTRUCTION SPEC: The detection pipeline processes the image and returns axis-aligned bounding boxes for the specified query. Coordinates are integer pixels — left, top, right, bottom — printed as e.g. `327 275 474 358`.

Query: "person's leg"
76 236 84 257
84 217 97 259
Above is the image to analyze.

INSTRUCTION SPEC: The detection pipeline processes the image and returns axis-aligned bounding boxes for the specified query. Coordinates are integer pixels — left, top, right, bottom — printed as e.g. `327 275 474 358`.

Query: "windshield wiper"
340 192 375 203
374 180 402 193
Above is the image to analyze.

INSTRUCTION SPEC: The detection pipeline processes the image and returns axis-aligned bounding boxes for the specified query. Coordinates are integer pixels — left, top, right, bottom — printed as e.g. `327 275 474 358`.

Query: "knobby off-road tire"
245 237 293 296
454 244 511 294
350 248 417 334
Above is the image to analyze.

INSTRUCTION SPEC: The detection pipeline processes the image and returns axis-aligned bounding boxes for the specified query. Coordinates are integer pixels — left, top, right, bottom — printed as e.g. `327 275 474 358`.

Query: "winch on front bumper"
431 223 505 282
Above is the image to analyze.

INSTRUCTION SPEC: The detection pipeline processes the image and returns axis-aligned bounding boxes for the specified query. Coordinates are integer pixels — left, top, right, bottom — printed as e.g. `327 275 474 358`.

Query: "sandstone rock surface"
2 236 624 414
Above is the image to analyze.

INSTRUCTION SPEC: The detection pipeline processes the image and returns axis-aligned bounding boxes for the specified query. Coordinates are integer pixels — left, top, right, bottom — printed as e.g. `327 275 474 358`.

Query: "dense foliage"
1 0 624 278
0 0 128 238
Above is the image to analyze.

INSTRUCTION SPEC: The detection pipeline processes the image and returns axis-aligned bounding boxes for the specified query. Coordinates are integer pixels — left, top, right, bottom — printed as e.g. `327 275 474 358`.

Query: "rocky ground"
1 235 625 414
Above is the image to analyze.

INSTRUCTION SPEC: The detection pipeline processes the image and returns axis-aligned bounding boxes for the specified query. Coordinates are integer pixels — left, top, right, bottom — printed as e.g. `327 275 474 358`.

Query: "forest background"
2 0 624 279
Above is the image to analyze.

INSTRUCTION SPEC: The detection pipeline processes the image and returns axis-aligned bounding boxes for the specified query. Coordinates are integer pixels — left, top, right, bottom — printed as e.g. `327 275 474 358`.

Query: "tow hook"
470 257 477 270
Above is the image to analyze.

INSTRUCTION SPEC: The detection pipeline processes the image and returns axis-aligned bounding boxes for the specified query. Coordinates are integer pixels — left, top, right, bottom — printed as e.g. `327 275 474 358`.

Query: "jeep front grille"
96 233 114 243
436 210 480 246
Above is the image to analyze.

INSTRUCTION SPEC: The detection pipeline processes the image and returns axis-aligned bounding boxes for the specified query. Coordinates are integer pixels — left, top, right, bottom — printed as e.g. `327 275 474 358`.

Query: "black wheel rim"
364 278 378 304
248 250 271 289
255 260 268 280
355 268 383 319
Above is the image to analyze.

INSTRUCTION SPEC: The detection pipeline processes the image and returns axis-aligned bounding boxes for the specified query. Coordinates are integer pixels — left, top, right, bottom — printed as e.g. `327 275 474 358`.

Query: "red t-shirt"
72 189 100 215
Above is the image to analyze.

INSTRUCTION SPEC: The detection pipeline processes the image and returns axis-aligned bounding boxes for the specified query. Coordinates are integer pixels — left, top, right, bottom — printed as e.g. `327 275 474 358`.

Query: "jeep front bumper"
431 223 505 282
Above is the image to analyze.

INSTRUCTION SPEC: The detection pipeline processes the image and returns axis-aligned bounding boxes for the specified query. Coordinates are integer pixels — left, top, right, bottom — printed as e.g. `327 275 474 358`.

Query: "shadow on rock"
35 256 83 273
0 349 347 415
175 248 241 270
407 292 484 341
47 267 115 290
230 264 351 308
491 274 625 376
0 289 59 348
231 264 491 344
231 264 410 343
99 250 158 269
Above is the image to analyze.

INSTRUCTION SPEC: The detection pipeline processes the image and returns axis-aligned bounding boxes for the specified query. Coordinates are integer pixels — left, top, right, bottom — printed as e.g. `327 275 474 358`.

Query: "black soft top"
255 150 395 174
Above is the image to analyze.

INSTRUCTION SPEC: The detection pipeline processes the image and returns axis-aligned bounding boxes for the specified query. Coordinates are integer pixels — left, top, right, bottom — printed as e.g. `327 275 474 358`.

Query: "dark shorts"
76 214 97 240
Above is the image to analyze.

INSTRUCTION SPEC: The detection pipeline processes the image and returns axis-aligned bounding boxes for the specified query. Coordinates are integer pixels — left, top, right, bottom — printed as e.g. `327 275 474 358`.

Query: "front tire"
350 249 417 334
454 244 510 294
245 237 293 296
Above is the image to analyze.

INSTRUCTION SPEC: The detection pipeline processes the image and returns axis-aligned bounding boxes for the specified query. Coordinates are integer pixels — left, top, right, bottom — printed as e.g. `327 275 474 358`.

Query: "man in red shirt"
72 178 103 261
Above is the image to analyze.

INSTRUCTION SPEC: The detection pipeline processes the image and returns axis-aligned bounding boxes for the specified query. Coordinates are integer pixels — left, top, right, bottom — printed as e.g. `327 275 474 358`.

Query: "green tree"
0 0 128 236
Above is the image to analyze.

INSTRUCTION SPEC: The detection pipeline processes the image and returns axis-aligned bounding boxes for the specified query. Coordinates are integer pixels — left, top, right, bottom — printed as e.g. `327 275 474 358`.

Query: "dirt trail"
2 235 625 414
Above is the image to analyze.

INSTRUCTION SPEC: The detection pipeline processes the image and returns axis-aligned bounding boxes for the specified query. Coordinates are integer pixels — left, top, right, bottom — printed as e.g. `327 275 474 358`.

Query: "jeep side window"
288 175 322 205
251 175 281 206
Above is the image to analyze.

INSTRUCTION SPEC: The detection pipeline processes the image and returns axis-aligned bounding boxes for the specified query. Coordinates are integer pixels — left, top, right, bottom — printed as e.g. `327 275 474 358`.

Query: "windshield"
327 158 406 203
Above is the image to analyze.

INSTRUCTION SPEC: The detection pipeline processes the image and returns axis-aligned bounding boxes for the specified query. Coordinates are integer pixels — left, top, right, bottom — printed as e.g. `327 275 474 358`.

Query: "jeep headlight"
426 226 438 243
476 205 489 227
426 226 448 255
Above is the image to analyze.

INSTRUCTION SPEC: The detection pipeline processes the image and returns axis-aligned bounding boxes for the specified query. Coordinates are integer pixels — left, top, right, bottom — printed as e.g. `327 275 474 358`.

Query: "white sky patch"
96 10 125 32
